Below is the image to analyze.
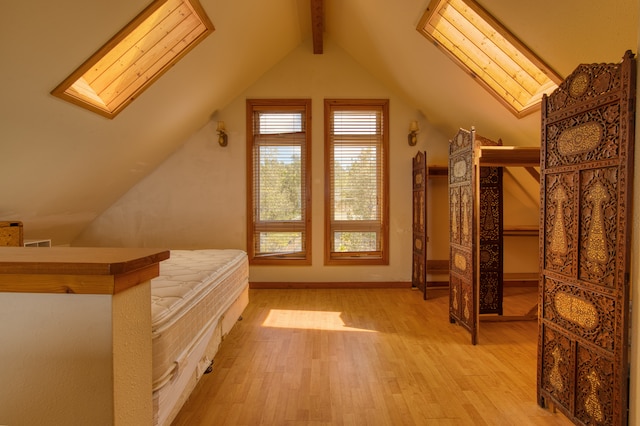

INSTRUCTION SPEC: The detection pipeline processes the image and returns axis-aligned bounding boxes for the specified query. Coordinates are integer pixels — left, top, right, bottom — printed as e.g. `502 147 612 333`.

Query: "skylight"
417 0 562 117
51 0 213 119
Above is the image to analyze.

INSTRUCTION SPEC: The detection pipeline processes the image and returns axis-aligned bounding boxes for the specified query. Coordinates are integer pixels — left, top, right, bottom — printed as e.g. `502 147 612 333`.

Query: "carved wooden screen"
449 129 503 344
477 161 503 316
412 151 428 300
449 129 478 343
538 51 636 425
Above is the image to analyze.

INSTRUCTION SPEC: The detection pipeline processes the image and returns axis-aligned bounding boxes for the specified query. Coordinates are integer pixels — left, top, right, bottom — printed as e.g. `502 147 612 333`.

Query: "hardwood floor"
171 287 572 425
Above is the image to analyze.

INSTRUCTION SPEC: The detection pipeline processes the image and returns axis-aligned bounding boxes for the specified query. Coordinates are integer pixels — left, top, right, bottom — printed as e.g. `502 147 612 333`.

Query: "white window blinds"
325 100 389 264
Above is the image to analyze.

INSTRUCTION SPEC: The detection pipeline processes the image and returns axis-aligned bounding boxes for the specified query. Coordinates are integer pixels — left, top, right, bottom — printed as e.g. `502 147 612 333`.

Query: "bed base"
153 285 249 426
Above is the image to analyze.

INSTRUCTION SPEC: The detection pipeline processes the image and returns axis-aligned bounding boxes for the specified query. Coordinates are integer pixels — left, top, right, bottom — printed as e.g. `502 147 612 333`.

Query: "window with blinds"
247 99 311 264
324 99 389 265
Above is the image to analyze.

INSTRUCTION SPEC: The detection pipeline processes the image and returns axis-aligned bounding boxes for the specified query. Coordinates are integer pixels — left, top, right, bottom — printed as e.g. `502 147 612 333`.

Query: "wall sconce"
408 120 419 146
217 121 228 147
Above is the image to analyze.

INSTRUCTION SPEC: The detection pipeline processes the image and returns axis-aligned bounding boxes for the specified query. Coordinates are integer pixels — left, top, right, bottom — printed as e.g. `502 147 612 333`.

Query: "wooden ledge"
0 247 169 295
427 259 449 274
477 146 540 167
503 225 539 236
427 165 448 177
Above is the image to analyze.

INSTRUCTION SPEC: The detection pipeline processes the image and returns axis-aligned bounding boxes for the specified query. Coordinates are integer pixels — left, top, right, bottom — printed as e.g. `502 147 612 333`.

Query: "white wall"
74 37 452 283
0 293 114 425
0 282 153 426
502 167 541 274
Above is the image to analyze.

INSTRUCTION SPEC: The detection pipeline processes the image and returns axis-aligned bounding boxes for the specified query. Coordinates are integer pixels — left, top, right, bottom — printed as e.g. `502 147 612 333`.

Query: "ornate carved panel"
449 275 461 320
540 325 573 410
538 51 635 425
412 151 428 299
449 129 476 341
543 172 577 276
542 277 616 352
545 106 621 169
450 246 473 282
575 345 615 424
478 167 503 315
579 167 618 287
459 185 473 248
545 61 624 117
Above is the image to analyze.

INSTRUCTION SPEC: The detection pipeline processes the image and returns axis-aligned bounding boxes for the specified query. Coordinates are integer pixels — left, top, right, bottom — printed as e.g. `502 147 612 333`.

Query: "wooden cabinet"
0 221 23 246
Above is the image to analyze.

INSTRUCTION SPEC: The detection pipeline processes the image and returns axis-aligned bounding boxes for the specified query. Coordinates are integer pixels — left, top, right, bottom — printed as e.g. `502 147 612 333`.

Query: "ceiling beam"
311 0 324 54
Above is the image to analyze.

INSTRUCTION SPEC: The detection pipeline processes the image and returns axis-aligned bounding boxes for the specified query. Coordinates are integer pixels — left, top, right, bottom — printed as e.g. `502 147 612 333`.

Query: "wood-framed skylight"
51 0 213 119
417 0 562 117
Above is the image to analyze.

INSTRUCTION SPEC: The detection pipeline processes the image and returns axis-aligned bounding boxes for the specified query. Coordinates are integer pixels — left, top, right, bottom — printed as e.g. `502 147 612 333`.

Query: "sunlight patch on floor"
263 309 377 332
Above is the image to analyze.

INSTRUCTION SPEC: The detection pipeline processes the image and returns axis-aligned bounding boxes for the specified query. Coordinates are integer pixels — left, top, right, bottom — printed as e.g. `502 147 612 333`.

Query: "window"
247 99 311 265
324 99 389 265
51 0 213 118
417 0 562 117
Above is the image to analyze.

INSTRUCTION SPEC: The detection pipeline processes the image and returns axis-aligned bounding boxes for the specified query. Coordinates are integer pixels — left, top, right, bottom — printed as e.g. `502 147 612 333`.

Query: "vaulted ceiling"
1 0 637 244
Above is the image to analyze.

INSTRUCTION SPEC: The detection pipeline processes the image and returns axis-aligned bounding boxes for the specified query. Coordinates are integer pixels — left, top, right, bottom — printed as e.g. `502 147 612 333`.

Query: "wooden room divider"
538 51 636 425
413 152 450 300
448 128 542 344
412 151 428 300
448 128 503 345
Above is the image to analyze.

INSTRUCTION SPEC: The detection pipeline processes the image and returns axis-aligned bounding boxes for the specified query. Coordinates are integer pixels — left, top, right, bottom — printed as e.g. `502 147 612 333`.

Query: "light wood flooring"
171 286 572 425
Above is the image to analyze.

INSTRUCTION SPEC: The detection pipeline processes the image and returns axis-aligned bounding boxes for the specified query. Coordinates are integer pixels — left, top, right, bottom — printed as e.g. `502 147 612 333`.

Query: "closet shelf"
503 226 538 236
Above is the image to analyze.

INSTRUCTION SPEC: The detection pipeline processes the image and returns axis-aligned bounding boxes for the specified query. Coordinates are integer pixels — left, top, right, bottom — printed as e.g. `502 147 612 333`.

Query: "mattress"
150 249 249 392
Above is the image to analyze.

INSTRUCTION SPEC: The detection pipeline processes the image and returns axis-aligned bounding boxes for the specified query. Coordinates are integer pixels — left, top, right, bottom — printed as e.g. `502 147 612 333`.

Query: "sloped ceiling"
0 0 637 245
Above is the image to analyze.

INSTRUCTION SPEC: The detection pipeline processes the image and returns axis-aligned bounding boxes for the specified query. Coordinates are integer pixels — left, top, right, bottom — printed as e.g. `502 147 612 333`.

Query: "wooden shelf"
503 226 539 236
477 146 540 167
427 165 448 177
426 259 449 275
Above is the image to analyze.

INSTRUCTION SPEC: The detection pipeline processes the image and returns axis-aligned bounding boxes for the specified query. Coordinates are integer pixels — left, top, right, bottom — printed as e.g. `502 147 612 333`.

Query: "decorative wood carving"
478 166 503 315
538 51 635 425
412 151 428 299
448 128 503 343
449 129 475 341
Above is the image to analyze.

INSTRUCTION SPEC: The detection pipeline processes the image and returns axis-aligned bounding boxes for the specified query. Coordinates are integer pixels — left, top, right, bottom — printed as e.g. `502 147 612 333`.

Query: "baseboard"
249 279 538 290
249 281 412 289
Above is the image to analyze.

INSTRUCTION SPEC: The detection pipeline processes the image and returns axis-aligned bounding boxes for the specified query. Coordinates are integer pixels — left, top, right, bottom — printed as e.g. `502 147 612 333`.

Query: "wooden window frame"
324 99 390 265
246 99 312 265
